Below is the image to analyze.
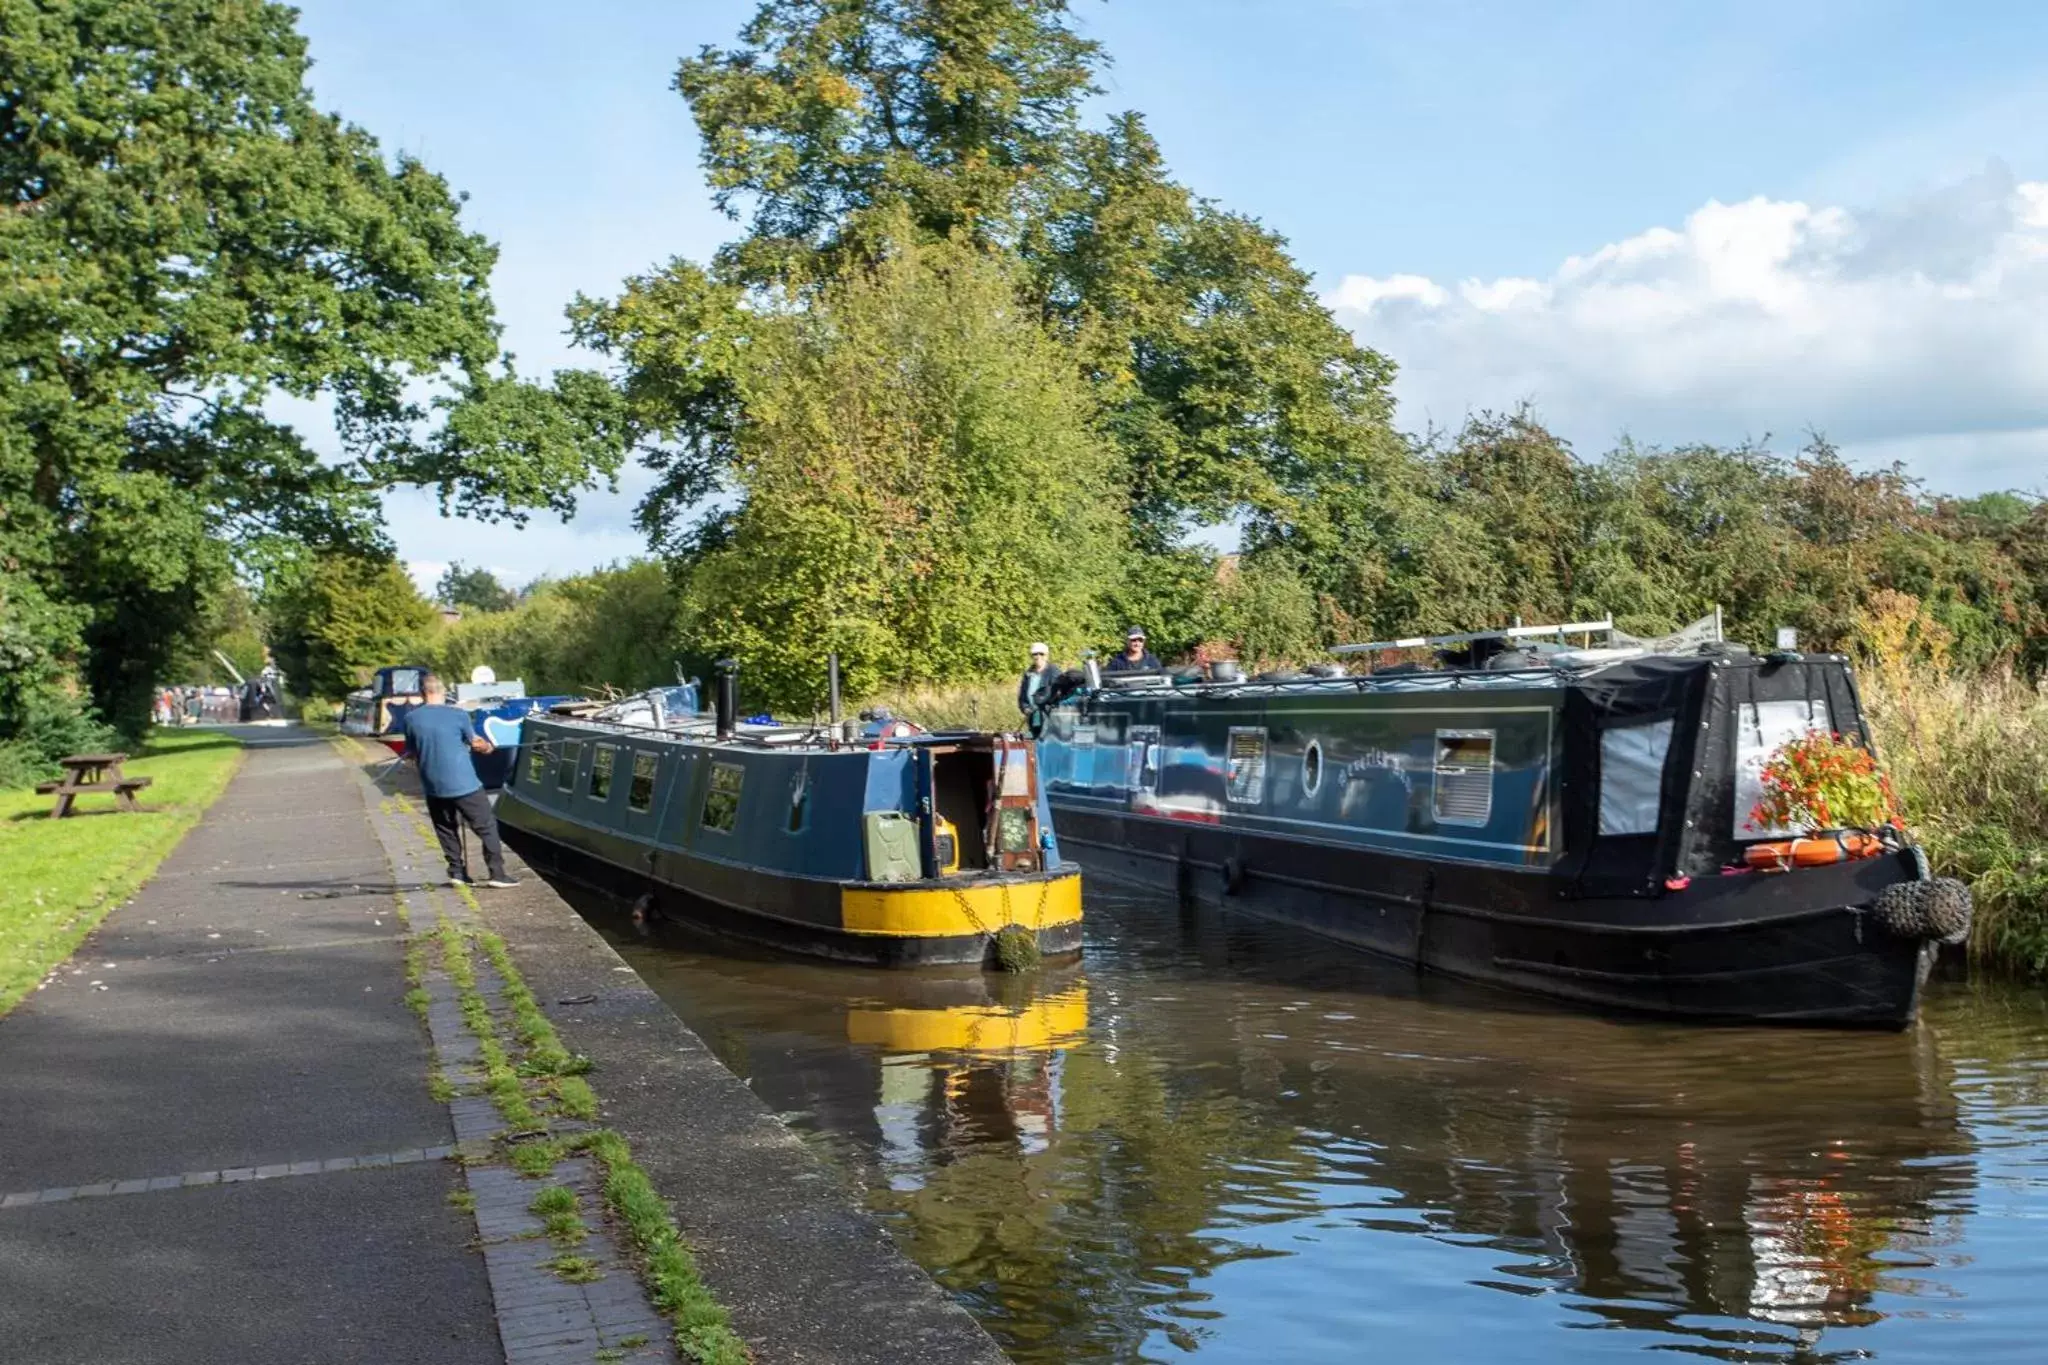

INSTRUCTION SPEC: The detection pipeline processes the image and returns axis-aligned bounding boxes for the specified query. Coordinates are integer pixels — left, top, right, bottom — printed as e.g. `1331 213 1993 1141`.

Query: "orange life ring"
1744 832 1884 871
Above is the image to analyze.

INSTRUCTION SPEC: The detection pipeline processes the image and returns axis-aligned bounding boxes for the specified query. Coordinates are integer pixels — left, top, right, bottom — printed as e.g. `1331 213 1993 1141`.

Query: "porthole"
1302 739 1324 797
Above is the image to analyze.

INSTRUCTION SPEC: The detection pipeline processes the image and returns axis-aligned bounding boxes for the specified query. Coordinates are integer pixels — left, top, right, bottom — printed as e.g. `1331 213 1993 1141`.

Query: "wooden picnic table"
35 752 153 819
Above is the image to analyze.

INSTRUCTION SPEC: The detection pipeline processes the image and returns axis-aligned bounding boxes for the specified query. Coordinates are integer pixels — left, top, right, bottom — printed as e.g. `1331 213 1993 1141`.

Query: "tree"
266 553 437 702
435 563 518 615
0 0 621 739
680 0 1102 268
586 232 1121 708
163 578 268 686
672 0 1404 560
427 561 687 696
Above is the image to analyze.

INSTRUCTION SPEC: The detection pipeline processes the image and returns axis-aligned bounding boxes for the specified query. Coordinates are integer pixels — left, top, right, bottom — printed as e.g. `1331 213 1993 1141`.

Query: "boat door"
912 746 941 878
990 737 1044 872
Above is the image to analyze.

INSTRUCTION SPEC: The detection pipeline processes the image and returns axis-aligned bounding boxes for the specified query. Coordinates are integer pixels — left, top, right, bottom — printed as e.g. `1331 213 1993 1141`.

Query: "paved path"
2 725 1012 1365
0 729 500 1365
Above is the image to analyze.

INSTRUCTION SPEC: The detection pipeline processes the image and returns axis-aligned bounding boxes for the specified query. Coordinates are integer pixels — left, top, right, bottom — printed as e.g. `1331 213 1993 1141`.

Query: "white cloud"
1327 165 2048 494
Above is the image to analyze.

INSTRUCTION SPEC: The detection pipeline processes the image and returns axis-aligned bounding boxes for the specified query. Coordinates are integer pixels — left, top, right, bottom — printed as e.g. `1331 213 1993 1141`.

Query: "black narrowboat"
1037 619 1970 1027
497 670 1082 969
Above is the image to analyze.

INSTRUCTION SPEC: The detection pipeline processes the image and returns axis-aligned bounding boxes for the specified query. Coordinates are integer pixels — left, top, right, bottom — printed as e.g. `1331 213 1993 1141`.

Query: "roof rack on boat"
1330 609 1726 667
1331 618 1618 656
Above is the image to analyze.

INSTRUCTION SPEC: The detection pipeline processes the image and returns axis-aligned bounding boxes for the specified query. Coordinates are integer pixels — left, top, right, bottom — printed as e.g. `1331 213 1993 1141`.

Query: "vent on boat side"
1433 730 1495 827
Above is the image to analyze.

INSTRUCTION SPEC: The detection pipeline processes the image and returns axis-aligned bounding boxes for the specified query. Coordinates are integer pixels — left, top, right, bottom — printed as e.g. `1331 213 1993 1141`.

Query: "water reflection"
584 885 2048 1363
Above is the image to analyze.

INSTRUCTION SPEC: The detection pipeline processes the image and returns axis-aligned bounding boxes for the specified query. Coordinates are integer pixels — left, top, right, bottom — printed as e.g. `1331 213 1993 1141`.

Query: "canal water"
582 884 2048 1363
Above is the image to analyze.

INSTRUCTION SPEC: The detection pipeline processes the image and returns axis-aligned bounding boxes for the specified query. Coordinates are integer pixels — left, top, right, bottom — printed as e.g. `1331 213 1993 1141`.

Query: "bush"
0 699 121 791
1863 665 2048 974
425 562 687 697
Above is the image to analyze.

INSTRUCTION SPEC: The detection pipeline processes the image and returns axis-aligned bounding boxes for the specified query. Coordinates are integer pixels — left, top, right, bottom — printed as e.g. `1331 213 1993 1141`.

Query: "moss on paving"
420 908 749 1363
0 729 243 1016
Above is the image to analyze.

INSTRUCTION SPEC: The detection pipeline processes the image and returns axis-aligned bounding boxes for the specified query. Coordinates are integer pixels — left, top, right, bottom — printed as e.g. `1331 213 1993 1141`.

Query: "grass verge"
0 728 244 1016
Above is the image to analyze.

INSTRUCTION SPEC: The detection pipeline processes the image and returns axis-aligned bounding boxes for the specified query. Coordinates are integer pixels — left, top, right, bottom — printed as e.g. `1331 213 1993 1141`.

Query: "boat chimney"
714 659 738 739
827 653 842 732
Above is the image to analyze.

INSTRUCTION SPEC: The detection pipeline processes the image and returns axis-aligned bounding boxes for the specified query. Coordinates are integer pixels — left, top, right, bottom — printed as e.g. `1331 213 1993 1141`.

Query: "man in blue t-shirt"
401 673 517 888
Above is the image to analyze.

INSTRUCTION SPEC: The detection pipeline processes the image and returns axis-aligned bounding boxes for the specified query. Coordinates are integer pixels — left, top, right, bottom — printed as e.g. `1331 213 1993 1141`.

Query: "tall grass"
1863 664 2048 975
861 677 1023 731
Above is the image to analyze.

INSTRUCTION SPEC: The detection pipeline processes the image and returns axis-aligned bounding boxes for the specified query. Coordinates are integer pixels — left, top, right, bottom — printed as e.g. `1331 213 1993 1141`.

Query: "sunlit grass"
861 677 1021 731
1863 665 2048 975
0 729 243 1015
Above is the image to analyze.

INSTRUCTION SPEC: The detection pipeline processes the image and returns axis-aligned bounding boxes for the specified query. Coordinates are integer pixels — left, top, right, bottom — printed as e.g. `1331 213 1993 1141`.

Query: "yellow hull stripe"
845 991 1090 1051
839 872 1083 938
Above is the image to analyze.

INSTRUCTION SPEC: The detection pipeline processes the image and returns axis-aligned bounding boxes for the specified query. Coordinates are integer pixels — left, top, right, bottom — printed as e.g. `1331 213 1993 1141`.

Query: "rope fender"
1871 877 1973 945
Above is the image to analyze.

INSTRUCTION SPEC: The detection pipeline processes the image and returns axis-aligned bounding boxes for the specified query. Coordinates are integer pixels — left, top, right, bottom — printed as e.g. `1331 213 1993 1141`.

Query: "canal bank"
351 742 1010 1365
0 726 1006 1365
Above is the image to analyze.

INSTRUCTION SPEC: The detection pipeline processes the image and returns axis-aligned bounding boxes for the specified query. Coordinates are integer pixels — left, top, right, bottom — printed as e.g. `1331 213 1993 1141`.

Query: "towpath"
0 728 501 1362
0 726 1006 1365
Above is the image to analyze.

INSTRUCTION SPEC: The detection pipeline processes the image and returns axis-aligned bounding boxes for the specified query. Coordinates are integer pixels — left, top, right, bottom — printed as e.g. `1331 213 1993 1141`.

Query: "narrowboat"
1035 617 1971 1027
496 665 1083 969
342 664 571 788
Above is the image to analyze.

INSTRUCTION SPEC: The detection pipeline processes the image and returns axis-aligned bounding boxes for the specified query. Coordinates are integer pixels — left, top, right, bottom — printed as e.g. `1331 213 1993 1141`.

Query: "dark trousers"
425 790 506 881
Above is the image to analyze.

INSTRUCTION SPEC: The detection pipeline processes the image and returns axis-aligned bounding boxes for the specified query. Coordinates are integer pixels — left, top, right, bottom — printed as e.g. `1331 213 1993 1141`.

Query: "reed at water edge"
1862 664 2048 977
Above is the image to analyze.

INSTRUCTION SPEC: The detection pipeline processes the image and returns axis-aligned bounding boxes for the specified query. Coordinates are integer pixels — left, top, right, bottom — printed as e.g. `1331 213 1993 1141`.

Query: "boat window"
1598 720 1672 835
1302 739 1324 798
387 667 423 696
628 752 658 813
525 744 547 788
1226 727 1268 805
1735 698 1831 837
589 745 615 801
703 762 744 834
555 741 582 793
1433 731 1495 826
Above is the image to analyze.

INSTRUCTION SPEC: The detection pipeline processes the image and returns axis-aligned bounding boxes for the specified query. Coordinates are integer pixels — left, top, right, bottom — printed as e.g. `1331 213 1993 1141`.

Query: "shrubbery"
1860 596 2048 975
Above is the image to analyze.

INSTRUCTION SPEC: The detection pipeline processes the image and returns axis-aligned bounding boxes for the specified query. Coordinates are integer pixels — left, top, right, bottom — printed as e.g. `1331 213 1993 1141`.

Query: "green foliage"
267 553 437 701
672 0 1405 572
0 0 618 737
435 562 518 615
1212 553 1323 669
681 0 1101 263
425 561 685 697
1863 663 2048 975
588 233 1121 710
162 578 268 687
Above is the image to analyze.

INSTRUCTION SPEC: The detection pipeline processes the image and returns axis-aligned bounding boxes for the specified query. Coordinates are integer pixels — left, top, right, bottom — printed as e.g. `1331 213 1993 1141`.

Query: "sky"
289 0 2048 592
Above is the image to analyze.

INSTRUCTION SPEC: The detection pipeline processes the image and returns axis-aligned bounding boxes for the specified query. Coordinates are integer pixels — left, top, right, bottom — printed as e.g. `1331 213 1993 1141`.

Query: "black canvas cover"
1559 655 1713 897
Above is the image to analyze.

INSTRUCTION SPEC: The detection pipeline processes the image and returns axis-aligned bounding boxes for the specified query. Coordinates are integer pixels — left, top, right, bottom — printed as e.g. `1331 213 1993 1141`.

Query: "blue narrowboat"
342 664 569 789
1036 618 1972 1027
496 667 1083 968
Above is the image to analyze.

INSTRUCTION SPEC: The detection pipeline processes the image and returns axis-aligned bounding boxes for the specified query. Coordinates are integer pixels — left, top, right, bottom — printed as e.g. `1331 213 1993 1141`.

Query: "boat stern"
840 866 1085 965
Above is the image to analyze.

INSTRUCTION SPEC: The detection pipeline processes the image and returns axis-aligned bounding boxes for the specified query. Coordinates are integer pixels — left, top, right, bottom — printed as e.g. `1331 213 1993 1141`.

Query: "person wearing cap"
1106 626 1161 673
1018 642 1060 715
